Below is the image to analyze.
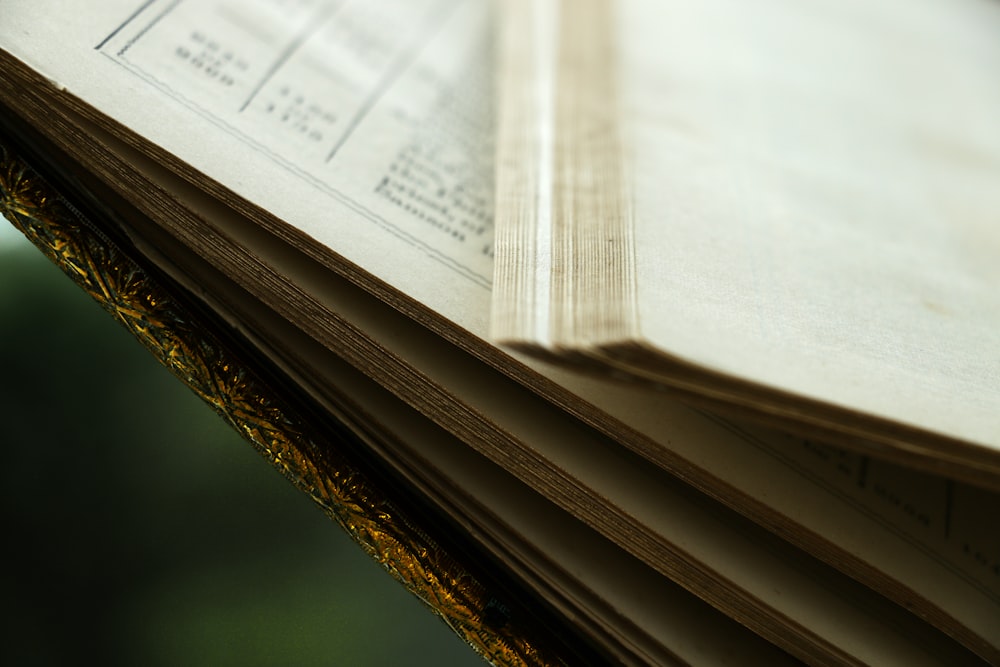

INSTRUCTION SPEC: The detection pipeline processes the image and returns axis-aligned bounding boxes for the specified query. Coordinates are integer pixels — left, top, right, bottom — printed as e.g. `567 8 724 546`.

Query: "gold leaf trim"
0 140 566 667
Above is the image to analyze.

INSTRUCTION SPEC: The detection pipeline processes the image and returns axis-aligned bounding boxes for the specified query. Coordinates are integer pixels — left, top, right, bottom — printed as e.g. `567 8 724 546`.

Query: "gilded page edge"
0 137 568 667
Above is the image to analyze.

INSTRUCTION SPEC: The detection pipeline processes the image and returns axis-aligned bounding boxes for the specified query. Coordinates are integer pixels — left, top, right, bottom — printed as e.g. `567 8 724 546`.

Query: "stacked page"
492 0 1000 482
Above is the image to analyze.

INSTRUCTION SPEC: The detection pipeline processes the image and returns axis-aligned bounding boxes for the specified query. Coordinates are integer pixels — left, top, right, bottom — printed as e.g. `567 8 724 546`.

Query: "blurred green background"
0 220 483 666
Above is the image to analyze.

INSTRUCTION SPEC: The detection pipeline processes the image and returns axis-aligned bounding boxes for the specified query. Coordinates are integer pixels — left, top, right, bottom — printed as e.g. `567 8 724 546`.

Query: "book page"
1 0 496 332
616 0 1000 448
542 367 1000 660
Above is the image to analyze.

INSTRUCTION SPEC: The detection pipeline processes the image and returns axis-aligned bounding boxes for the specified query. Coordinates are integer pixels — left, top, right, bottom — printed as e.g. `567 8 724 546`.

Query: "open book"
1 1 998 664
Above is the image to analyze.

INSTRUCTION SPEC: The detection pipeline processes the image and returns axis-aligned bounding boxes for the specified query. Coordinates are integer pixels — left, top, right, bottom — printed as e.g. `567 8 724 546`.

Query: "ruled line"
95 0 158 50
325 0 459 162
238 0 347 113
115 0 182 58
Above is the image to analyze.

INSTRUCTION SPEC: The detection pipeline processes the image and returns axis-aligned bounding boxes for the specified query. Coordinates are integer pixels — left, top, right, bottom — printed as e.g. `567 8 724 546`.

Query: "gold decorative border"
0 139 566 667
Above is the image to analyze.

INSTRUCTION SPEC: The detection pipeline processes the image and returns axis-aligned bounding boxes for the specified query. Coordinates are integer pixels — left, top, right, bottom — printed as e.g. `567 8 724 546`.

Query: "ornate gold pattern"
0 140 566 667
